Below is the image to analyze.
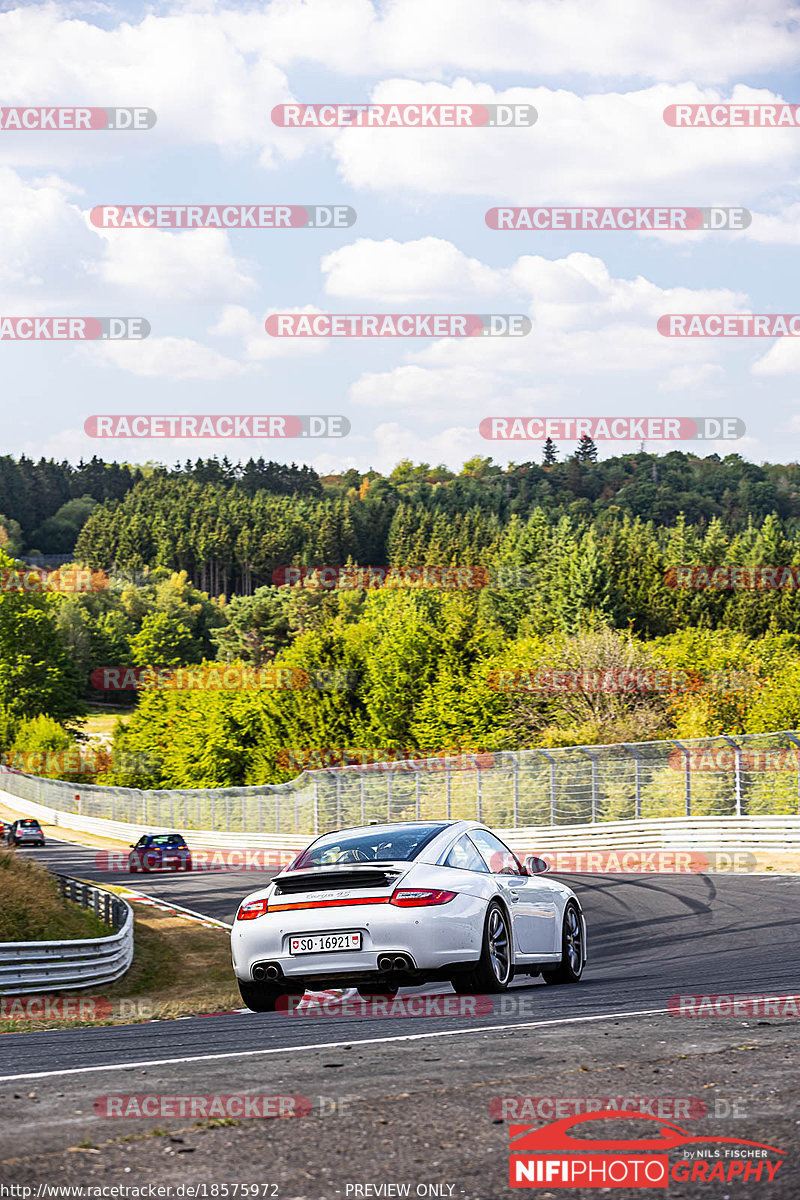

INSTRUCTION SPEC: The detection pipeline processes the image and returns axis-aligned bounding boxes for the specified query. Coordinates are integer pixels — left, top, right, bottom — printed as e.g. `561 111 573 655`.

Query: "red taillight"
390 888 457 908
236 898 270 921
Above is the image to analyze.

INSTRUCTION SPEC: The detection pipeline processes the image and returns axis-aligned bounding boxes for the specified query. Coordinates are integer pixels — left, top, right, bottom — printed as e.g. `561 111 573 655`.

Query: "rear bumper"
231 893 487 983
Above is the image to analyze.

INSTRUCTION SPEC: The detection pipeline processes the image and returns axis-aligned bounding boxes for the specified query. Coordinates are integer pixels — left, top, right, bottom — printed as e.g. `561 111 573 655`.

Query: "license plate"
289 932 361 955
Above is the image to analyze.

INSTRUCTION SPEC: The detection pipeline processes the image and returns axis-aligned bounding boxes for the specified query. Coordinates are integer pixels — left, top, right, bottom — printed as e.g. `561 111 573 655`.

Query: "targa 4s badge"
508 1111 785 1188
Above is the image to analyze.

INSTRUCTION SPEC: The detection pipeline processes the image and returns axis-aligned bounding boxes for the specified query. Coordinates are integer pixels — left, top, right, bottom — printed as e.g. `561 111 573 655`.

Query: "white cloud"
658 363 726 392
226 0 799 82
322 237 507 302
752 339 800 375
369 422 482 473
89 227 256 301
0 167 95 296
210 305 331 360
331 80 800 203
81 335 249 380
337 242 748 414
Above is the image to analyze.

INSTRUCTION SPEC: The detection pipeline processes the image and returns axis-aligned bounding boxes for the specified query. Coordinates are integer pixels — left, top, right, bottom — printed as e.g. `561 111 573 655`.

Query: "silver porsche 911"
231 820 586 1011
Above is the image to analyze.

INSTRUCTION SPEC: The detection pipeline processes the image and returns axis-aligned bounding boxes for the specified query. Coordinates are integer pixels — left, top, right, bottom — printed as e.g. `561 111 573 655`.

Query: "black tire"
542 902 584 985
357 984 399 998
237 979 284 1012
454 900 513 994
450 976 478 994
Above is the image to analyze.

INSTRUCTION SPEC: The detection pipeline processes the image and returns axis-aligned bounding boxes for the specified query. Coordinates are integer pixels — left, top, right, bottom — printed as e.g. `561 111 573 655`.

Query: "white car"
231 820 586 1011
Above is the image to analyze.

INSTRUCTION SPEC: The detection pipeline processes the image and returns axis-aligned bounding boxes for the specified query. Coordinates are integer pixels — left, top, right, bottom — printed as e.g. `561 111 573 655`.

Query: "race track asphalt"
1 837 799 1196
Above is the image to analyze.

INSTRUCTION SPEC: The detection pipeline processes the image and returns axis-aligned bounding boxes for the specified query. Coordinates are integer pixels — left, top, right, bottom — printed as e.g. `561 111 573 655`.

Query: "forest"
2 443 800 790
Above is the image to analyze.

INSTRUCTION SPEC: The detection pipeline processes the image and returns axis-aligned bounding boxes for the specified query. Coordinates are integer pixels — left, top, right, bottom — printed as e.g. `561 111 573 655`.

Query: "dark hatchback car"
8 818 46 847
128 833 192 872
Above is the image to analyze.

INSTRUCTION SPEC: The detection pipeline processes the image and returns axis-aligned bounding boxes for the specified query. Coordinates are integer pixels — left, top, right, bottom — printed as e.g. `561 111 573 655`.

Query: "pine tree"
543 438 558 466
573 435 598 463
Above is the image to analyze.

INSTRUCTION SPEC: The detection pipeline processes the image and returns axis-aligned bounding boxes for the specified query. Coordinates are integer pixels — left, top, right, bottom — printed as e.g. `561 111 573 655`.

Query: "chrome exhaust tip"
253 962 282 982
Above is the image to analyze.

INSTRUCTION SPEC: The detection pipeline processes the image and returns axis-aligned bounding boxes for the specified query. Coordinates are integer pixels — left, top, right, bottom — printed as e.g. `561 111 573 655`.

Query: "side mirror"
525 855 550 875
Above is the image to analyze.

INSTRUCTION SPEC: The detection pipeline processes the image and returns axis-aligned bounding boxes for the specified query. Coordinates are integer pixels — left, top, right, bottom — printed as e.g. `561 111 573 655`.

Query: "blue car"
128 833 192 872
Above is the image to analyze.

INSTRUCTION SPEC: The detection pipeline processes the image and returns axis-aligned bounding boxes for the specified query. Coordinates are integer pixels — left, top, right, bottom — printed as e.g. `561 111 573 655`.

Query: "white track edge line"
0 1007 671 1082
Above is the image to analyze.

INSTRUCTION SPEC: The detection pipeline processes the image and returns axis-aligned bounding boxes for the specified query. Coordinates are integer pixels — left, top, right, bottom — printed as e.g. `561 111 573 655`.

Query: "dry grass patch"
0 904 241 1034
0 848 109 942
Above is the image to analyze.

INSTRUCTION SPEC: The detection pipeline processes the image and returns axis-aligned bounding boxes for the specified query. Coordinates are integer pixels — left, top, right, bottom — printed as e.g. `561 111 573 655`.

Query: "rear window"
20 820 41 828
290 824 448 870
149 835 187 847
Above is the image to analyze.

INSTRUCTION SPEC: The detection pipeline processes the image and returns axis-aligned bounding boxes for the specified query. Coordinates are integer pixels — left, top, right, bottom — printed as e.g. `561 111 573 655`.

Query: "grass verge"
0 903 240 1034
0 848 110 942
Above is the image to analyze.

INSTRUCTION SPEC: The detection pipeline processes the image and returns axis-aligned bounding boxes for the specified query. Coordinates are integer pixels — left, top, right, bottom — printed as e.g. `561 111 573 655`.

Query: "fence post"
445 761 452 820
672 742 691 816
415 767 421 820
276 790 280 835
511 753 519 828
474 757 482 822
722 736 742 817
312 775 319 835
258 794 263 833
360 769 366 825
578 748 599 822
387 771 392 822
536 750 556 826
335 772 342 827
211 793 216 831
623 744 642 820
785 733 800 814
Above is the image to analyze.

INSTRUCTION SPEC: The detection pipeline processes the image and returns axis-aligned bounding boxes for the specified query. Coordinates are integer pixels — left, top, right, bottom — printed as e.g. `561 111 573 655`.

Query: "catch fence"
2 731 800 836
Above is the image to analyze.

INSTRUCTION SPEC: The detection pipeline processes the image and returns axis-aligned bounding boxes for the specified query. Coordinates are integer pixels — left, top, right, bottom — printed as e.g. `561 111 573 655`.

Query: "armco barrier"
3 790 800 859
0 875 133 994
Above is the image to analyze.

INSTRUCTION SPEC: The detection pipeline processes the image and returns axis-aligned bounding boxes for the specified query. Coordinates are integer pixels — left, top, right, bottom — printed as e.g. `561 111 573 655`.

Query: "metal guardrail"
0 874 134 995
2 730 800 835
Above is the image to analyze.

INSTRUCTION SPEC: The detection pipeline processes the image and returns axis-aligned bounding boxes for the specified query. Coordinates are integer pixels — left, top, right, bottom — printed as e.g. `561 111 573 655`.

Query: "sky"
2 0 800 475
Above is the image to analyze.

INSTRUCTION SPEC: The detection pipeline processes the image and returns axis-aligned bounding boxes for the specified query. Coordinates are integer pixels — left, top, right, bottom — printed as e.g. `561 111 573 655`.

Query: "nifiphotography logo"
508 1111 785 1188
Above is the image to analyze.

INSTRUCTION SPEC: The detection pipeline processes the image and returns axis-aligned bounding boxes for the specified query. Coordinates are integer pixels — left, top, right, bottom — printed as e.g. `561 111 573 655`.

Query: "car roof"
309 819 479 839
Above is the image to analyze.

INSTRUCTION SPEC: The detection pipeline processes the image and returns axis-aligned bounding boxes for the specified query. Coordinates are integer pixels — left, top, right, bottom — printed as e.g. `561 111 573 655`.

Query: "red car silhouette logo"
510 1110 784 1155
